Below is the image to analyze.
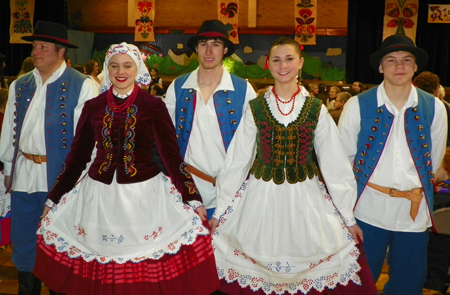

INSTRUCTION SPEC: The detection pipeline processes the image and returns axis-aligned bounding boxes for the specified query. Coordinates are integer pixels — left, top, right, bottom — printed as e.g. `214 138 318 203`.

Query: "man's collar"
182 67 236 92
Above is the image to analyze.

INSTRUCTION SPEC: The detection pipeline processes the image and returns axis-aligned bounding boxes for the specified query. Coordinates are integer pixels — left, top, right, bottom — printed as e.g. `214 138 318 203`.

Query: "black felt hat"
22 21 78 48
187 20 235 57
369 34 428 71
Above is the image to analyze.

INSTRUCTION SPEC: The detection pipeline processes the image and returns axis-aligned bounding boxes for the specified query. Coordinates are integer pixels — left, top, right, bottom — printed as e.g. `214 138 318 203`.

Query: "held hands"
348 224 363 244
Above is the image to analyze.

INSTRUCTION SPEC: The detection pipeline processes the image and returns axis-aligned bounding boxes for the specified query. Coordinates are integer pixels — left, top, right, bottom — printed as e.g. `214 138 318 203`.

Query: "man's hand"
348 224 363 244
209 218 219 235
195 206 207 221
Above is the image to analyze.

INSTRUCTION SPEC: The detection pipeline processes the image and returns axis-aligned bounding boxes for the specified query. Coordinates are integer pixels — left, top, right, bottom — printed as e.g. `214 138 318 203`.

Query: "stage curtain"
294 0 317 46
134 0 155 42
218 1 239 44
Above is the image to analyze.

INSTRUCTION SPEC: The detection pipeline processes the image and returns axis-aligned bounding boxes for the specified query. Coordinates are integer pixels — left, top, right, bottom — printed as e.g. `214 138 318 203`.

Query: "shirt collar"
181 66 236 92
113 88 134 99
376 81 418 111
32 61 67 85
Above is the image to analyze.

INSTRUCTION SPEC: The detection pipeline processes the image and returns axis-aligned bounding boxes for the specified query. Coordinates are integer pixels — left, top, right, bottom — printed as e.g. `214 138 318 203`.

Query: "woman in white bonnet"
33 42 219 295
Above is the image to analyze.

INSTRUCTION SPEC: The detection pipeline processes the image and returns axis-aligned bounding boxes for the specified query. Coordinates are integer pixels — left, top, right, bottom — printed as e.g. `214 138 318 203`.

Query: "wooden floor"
0 244 447 295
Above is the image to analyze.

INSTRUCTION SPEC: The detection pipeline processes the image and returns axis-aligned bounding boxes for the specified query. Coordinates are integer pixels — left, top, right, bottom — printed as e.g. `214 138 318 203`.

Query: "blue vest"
12 68 87 189
174 72 247 157
354 86 436 209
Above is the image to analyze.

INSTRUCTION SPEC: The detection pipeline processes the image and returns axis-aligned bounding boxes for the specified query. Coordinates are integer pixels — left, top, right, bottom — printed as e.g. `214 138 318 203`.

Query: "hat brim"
187 35 235 57
369 46 428 71
21 35 78 49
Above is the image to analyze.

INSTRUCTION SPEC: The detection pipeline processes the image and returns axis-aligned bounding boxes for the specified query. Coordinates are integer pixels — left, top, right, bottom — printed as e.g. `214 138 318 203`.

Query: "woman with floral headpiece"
33 42 219 295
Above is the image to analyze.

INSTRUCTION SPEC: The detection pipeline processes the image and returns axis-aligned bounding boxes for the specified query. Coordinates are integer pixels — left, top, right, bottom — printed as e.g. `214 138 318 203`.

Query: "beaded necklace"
107 84 139 113
272 86 300 116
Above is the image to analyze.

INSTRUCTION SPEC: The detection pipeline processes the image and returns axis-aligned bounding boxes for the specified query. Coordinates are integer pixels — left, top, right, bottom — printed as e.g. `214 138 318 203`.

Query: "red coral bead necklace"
272 86 300 116
107 84 139 113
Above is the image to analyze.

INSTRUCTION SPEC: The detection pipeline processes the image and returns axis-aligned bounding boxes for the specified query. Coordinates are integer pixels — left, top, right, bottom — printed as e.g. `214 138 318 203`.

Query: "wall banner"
218 1 239 44
135 0 155 42
428 5 450 23
294 0 317 46
10 0 35 44
383 0 419 42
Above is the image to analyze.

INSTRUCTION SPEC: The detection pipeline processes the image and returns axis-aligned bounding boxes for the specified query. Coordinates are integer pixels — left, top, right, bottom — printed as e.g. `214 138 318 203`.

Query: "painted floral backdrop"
9 0 34 44
383 0 418 42
135 0 155 42
295 0 317 46
218 1 239 44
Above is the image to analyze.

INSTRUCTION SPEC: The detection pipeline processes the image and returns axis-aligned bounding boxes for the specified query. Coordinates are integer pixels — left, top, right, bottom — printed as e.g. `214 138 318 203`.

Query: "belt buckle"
32 155 42 164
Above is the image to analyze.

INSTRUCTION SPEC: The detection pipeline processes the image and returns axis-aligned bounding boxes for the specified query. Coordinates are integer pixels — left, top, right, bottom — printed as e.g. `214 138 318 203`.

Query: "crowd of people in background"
0 18 449 295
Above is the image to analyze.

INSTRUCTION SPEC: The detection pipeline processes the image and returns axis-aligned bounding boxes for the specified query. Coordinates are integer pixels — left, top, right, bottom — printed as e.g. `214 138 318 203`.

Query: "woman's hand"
348 224 363 244
40 206 52 219
195 206 207 221
209 218 219 235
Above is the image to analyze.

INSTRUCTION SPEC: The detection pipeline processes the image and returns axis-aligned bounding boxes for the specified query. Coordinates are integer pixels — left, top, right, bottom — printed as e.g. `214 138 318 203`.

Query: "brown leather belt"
22 152 47 164
185 164 216 186
367 182 424 221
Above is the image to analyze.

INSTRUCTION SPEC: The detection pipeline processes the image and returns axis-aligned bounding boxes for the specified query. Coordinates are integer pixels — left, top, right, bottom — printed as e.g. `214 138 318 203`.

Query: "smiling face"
108 53 137 94
196 39 228 71
379 51 418 87
268 43 303 86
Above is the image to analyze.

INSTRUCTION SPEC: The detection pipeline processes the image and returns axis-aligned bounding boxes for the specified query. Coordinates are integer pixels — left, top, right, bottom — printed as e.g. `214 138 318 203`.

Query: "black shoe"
18 271 41 295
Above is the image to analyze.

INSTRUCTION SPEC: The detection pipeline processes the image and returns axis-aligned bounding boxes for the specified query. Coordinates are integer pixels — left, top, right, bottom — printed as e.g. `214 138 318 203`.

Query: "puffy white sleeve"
213 104 257 219
315 104 358 226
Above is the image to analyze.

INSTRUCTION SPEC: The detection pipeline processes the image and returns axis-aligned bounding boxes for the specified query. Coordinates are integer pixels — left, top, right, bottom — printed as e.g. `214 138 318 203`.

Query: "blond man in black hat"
0 20 98 295
165 20 256 223
339 34 447 295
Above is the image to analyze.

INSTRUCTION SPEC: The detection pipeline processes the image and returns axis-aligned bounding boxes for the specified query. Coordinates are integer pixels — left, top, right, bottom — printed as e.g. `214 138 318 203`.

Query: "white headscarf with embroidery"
100 42 151 94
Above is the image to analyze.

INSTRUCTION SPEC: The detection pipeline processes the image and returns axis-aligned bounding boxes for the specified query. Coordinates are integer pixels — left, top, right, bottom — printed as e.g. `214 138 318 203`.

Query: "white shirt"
338 82 447 232
165 67 256 209
0 62 99 193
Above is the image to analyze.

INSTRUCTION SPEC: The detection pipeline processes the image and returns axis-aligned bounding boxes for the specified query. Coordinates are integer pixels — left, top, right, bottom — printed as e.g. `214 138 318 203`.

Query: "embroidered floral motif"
123 105 138 177
143 226 162 240
74 225 87 236
179 162 191 178
99 106 114 174
267 261 294 273
184 181 199 194
102 234 124 244
234 249 257 264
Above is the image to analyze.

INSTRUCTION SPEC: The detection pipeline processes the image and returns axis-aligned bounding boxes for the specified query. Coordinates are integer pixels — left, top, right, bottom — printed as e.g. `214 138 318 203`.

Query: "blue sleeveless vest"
354 86 436 209
12 68 87 189
174 72 247 157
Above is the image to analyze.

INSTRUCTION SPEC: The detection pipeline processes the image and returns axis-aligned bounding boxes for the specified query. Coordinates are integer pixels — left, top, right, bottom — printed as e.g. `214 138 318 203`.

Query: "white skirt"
213 176 362 294
38 172 209 263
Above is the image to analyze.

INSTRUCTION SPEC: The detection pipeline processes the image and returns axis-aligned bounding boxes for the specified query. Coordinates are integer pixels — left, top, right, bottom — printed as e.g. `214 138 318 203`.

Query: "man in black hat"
0 20 98 295
165 20 256 225
338 34 447 295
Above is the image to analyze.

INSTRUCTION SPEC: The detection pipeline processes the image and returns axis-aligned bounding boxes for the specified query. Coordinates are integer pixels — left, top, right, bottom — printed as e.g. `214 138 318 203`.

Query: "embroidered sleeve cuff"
187 200 203 210
45 198 55 208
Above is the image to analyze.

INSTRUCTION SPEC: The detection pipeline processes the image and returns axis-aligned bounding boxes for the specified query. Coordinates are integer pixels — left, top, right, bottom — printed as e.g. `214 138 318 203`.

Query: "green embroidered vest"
249 94 321 184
